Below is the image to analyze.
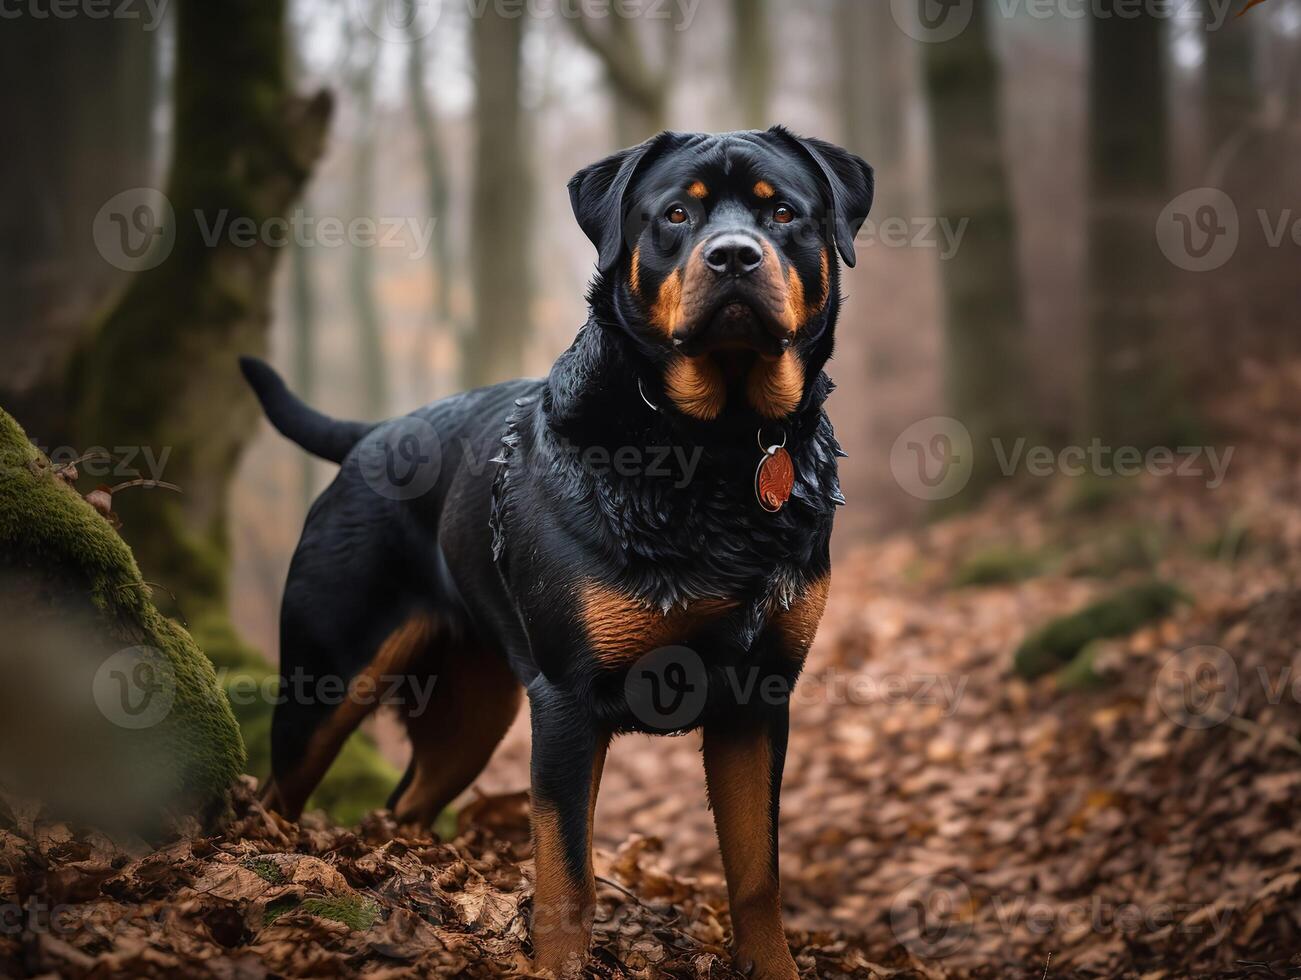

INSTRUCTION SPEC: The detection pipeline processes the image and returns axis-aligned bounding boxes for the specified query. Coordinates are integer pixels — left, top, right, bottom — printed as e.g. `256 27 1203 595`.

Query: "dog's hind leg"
389 643 522 824
269 612 439 820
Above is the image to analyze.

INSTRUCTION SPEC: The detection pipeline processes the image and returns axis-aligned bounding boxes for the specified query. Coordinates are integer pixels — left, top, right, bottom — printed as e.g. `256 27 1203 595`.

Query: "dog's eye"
666 205 689 224
773 204 796 224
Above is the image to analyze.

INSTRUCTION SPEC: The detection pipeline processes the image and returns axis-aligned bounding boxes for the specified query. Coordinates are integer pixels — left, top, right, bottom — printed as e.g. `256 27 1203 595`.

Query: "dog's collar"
636 377 796 514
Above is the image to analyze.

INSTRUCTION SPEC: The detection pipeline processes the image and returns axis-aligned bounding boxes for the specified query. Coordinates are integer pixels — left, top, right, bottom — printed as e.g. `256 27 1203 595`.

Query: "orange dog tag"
755 445 795 513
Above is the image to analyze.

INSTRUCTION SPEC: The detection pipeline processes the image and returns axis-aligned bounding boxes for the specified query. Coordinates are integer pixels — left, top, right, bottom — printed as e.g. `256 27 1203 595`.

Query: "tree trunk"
1203 0 1257 162
1087 4 1184 447
731 0 771 129
0 16 157 438
839 0 907 180
568 14 672 146
465 7 532 388
921 2 1030 500
347 20 388 418
405 0 454 395
69 0 332 646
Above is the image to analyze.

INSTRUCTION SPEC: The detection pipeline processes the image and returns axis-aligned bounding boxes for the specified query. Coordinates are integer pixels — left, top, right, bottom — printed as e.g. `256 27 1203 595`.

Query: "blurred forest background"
4 1 1301 971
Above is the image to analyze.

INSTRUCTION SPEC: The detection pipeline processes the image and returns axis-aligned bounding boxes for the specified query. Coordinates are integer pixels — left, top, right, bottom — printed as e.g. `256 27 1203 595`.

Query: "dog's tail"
239 356 377 464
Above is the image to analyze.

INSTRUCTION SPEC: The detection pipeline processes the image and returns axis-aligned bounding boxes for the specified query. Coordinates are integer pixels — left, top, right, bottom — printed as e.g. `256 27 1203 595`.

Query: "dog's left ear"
768 126 874 268
569 131 681 274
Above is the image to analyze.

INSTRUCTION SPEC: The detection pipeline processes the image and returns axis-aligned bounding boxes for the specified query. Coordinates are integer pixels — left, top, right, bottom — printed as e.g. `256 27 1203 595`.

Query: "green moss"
1067 525 1163 578
263 894 379 931
243 857 286 884
951 545 1047 587
1054 642 1112 692
300 895 379 931
0 409 244 820
1014 580 1186 679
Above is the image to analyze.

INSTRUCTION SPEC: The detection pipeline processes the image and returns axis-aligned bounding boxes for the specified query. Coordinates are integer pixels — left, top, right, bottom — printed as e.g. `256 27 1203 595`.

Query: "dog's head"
569 128 873 421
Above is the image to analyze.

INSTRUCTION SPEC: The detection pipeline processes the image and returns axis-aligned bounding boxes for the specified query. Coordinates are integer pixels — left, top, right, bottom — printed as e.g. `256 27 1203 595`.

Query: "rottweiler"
241 126 873 979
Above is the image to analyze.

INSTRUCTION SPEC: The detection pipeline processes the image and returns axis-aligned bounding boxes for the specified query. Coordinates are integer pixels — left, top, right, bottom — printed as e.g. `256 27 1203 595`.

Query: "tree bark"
1087 4 1185 447
346 18 388 418
567 12 674 146
405 0 454 395
465 7 532 388
921 2 1030 500
731 0 771 129
0 16 157 437
69 0 332 641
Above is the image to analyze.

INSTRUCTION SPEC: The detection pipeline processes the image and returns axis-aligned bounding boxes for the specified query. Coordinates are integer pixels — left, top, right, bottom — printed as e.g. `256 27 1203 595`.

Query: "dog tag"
755 445 795 513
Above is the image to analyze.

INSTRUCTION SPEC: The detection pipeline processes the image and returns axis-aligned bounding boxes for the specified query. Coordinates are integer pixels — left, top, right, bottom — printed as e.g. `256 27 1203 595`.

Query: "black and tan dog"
241 127 872 979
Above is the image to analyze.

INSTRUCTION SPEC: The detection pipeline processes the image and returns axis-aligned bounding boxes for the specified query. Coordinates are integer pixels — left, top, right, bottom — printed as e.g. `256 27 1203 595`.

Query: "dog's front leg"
703 703 799 980
527 678 608 977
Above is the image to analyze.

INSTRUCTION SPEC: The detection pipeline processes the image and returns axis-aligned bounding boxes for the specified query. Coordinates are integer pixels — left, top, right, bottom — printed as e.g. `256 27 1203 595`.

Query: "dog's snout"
704 234 764 277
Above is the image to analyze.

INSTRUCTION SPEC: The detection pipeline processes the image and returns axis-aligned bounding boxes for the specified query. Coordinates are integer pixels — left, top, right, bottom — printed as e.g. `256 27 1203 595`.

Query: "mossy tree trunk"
1087 5 1186 447
922 2 1031 501
465 6 533 388
70 0 332 645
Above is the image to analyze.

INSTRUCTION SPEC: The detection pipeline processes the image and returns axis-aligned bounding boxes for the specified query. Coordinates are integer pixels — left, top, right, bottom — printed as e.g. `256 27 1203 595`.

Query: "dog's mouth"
673 299 789 359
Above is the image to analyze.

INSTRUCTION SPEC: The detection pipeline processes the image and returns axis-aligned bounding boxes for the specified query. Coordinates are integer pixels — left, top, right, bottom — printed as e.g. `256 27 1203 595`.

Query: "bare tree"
345 12 388 418
465 3 532 388
405 0 454 395
731 0 771 129
921 2 1030 500
1088 3 1185 446
568 6 679 146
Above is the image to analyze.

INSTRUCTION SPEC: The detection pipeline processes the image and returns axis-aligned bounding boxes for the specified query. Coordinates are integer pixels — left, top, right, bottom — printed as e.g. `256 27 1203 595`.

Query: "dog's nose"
704 234 764 277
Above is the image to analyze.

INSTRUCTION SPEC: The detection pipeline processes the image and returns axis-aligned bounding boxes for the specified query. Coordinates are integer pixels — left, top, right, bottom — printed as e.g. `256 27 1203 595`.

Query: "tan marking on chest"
747 350 804 419
579 582 739 666
770 574 830 660
665 354 727 420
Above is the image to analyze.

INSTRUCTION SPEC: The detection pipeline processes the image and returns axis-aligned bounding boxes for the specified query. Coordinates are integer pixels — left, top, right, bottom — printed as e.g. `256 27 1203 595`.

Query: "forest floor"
6 359 1301 979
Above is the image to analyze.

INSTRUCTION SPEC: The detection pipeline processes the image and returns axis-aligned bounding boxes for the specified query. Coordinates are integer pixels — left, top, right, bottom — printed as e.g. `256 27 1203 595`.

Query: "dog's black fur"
242 127 872 979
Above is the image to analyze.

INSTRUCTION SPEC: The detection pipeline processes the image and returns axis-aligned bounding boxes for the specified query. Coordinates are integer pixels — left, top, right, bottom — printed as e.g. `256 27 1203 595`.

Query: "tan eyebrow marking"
753 180 776 199
688 180 709 199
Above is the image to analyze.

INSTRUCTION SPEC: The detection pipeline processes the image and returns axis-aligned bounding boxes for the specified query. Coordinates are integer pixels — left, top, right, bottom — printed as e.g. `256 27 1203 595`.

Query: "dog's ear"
768 126 874 268
569 132 680 274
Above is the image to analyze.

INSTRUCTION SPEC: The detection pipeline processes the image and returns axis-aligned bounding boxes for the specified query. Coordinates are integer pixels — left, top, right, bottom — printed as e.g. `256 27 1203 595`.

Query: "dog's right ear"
568 132 680 275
